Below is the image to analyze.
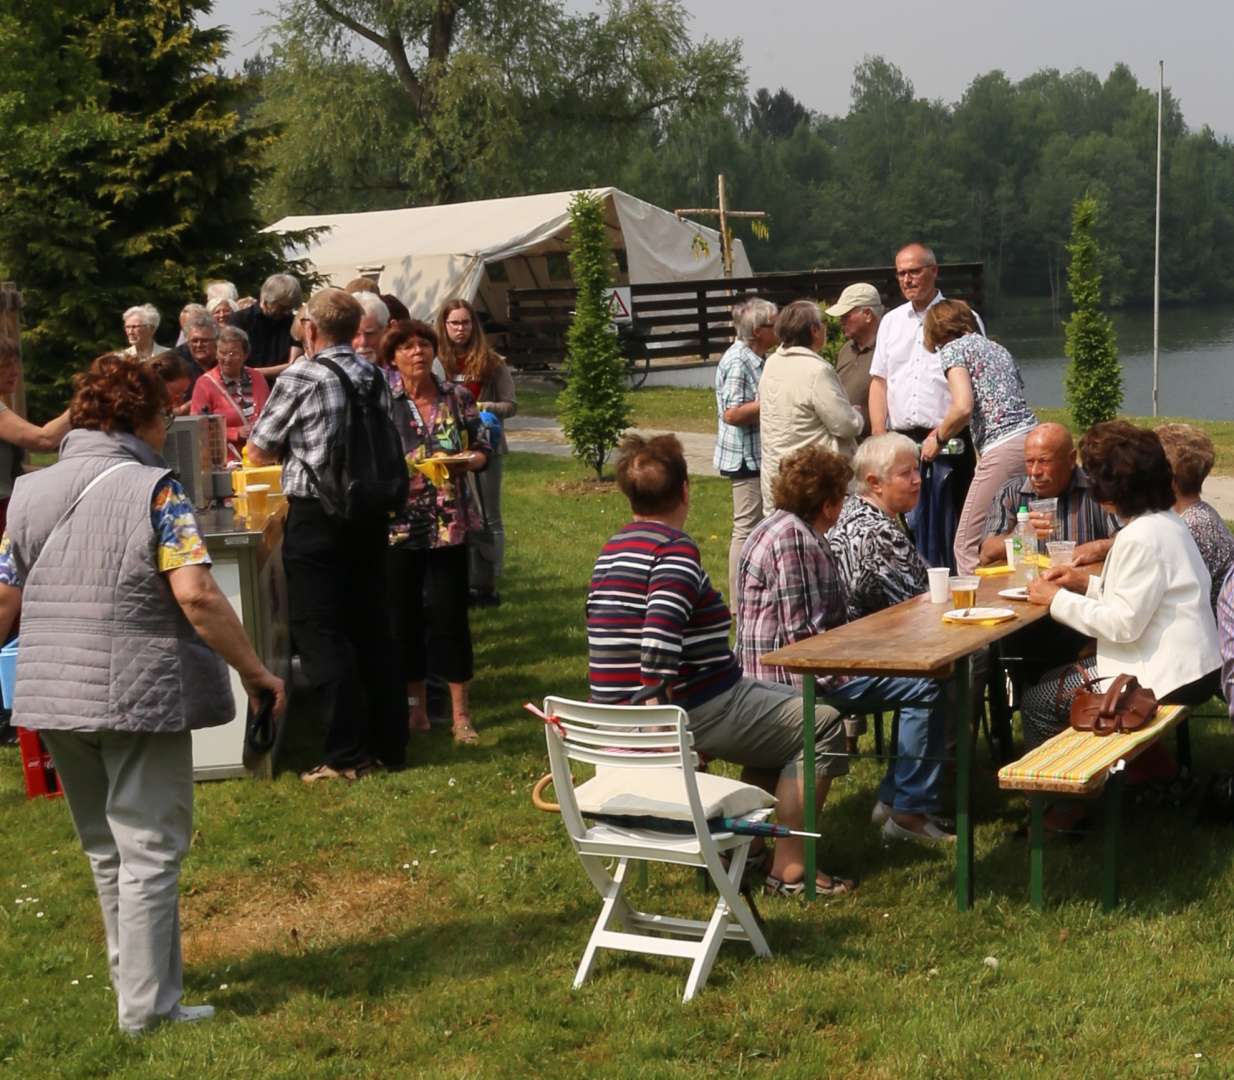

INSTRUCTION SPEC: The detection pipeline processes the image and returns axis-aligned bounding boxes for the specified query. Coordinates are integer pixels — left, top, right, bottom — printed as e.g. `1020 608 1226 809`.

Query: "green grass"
5 452 1234 1075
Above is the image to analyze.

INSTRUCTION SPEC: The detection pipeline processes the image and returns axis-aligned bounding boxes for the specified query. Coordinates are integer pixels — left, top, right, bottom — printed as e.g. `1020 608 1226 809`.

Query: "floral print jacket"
388 374 492 549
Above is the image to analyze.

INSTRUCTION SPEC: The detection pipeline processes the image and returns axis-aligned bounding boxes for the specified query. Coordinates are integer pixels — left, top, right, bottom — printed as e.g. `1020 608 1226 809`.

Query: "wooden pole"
717 174 731 278
674 173 766 281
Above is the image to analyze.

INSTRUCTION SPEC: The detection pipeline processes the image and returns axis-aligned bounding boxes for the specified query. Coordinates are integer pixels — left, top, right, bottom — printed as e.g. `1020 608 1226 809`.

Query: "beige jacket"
758 344 862 509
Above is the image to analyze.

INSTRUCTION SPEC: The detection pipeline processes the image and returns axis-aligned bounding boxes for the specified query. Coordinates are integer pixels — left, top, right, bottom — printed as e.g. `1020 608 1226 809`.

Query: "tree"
558 192 630 478
1063 195 1122 428
0 0 312 414
258 0 741 214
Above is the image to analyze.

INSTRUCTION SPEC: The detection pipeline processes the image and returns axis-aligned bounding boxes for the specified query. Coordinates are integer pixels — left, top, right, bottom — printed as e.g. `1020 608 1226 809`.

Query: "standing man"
867 243 979 569
351 291 390 365
230 273 302 382
825 283 883 439
713 297 777 609
248 288 406 781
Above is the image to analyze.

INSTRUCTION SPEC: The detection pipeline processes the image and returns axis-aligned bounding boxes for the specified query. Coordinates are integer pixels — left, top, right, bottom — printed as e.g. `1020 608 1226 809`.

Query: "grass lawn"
5 452 1234 1076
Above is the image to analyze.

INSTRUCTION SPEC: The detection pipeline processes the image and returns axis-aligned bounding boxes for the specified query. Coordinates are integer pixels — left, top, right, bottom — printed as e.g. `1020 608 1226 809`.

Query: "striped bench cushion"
998 704 1187 795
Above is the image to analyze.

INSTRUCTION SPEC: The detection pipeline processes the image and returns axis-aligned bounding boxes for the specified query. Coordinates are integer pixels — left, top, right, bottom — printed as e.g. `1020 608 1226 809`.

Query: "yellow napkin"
975 564 1014 576
413 458 451 487
943 611 1016 626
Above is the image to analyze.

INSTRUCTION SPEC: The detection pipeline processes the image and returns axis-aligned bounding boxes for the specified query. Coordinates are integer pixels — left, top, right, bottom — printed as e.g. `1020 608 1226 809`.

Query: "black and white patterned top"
1179 499 1234 612
828 495 929 620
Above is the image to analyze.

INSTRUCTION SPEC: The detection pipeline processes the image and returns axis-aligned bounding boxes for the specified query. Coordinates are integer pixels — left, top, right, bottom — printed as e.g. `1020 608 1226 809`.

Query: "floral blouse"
388 374 491 549
827 495 929 621
937 333 1037 453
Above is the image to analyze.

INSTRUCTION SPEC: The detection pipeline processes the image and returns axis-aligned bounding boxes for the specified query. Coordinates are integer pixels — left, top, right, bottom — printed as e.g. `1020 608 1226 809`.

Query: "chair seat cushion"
574 767 776 822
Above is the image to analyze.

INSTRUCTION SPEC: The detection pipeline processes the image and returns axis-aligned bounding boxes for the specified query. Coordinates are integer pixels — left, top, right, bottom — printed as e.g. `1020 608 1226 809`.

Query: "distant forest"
250 2 1234 309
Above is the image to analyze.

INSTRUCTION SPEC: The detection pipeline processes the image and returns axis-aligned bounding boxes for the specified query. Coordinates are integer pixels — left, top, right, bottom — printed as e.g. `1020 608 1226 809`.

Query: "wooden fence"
502 263 984 372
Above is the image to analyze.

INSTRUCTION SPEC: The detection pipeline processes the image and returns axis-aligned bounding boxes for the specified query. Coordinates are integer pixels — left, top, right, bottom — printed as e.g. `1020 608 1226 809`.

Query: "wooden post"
0 282 26 418
674 175 767 280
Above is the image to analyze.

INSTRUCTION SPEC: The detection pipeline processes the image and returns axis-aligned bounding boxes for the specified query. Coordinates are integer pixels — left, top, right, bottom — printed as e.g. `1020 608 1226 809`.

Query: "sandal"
452 718 479 745
763 870 857 897
408 698 431 735
299 763 358 784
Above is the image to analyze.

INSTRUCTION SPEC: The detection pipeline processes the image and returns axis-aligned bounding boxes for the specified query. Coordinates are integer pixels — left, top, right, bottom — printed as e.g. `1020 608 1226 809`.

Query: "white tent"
265 187 752 321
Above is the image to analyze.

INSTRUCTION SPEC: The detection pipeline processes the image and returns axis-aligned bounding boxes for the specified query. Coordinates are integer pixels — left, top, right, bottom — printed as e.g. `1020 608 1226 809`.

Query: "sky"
203 0 1234 136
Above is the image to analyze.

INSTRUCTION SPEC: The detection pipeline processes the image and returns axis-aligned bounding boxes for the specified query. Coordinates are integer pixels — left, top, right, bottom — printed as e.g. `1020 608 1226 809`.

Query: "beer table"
762 571 1061 910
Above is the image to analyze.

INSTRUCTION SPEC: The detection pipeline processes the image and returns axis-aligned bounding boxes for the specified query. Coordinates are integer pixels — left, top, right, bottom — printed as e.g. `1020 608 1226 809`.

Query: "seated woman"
189 326 270 460
923 299 1037 575
737 444 949 842
382 320 491 744
1154 422 1234 613
1025 422 1220 756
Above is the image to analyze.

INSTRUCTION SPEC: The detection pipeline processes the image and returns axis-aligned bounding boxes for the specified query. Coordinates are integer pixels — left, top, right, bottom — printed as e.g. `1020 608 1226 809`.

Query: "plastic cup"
1004 538 1017 569
246 484 270 528
1028 497 1058 541
949 575 979 610
927 566 950 603
1046 540 1076 568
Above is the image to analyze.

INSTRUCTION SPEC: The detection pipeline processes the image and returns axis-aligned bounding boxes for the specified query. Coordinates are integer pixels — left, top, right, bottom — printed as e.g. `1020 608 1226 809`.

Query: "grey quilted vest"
8 428 234 733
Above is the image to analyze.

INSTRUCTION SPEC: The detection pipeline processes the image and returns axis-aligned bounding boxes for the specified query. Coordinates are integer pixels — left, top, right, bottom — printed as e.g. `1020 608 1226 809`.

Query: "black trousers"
388 542 474 685
283 497 406 769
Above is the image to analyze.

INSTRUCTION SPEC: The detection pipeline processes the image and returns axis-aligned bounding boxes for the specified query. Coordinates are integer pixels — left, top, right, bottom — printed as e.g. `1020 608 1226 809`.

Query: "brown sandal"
452 718 479 745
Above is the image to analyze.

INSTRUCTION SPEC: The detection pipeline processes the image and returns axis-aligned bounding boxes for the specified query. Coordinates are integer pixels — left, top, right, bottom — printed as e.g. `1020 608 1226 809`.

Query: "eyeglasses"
896 266 932 280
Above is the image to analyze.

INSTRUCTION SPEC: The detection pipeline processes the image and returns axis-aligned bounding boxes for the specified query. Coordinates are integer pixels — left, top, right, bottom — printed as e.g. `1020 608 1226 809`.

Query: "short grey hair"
352 290 390 328
206 296 234 316
123 303 160 330
897 242 937 267
218 325 251 352
184 314 218 338
180 302 207 324
205 280 239 303
852 433 919 496
260 273 303 309
734 297 777 344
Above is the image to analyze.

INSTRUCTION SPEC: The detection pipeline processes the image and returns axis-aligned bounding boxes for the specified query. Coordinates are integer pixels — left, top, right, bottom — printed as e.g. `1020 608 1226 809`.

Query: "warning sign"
604 287 633 323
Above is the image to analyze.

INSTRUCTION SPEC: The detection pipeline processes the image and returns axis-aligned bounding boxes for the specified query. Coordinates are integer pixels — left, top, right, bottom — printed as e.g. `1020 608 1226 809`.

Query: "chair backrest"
542 695 709 848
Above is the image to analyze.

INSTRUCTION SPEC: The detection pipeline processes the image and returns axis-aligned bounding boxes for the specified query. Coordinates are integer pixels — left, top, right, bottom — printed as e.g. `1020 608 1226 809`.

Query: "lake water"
646 301 1234 420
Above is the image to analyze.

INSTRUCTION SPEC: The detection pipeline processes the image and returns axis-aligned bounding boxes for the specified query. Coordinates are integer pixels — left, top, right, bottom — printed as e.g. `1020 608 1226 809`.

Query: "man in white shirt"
867 243 979 569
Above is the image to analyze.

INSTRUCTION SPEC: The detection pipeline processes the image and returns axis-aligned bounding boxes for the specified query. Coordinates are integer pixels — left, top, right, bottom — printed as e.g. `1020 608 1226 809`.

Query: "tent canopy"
266 188 752 321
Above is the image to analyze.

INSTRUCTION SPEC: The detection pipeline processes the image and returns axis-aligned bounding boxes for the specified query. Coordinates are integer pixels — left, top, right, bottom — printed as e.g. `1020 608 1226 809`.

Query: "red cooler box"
16 728 62 800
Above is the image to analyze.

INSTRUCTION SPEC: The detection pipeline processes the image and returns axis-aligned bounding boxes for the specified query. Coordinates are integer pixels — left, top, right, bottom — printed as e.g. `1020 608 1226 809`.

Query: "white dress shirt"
869 292 983 432
1050 510 1220 698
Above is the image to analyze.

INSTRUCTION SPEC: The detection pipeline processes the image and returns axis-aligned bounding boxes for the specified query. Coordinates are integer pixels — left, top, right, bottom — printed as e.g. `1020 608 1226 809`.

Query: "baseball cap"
825 283 882 318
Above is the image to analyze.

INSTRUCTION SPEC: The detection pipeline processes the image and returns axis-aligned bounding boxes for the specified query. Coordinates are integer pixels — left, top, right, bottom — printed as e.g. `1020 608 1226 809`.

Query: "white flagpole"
1153 60 1163 417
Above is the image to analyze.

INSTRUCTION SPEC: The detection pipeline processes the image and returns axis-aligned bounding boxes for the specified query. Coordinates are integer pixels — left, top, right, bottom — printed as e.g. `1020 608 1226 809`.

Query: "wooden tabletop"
761 569 1060 680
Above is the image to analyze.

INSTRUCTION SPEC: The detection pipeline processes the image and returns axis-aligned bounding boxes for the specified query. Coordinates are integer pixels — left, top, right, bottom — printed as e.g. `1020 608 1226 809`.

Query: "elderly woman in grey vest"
0 354 285 1035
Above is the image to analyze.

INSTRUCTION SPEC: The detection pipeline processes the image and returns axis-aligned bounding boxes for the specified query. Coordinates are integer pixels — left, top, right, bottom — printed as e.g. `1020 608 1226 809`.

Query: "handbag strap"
44 462 143 551
1098 674 1137 719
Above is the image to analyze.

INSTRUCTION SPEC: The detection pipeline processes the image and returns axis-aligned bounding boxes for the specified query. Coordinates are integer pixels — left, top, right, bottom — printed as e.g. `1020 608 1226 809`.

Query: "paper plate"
998 587 1030 601
943 606 1016 625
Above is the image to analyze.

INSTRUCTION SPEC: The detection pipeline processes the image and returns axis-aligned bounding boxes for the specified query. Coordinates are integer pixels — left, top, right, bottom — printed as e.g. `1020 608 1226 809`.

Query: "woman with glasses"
435 298 516 608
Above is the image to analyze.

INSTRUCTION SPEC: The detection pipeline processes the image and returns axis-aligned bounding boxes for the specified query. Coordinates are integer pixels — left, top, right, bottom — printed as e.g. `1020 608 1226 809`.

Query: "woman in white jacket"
1024 421 1220 755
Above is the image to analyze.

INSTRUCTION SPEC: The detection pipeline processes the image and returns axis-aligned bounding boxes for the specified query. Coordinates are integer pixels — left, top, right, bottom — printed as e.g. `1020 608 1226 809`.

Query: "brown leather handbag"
1065 670 1158 736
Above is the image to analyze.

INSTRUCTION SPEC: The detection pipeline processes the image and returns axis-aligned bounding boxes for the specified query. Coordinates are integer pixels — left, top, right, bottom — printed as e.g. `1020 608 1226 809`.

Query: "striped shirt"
735 509 849 691
984 468 1120 545
587 521 741 708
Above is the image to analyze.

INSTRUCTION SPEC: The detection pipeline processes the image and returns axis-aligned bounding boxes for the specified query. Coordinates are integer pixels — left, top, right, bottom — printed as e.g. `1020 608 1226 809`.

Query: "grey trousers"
727 476 764 615
469 454 505 594
41 728 193 1033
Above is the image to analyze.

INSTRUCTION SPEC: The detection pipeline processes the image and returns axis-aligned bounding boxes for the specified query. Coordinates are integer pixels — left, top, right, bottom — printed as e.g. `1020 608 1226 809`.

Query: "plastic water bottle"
1014 507 1038 583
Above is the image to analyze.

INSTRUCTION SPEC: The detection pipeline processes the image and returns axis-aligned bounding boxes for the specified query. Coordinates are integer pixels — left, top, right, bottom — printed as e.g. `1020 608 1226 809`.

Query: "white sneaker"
881 815 956 844
870 800 893 826
169 1003 216 1025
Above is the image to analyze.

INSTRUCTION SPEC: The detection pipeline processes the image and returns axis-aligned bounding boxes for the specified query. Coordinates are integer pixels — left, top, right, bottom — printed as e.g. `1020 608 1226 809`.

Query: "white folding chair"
542 695 773 1002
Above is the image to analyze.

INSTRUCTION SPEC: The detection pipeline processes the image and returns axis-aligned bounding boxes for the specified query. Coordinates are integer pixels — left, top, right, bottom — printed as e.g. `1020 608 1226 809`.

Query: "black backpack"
314 357 409 520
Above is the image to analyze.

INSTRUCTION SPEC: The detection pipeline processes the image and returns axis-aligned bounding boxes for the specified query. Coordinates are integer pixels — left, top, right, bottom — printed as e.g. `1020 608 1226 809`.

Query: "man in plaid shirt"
735 445 949 845
714 297 778 611
249 288 405 781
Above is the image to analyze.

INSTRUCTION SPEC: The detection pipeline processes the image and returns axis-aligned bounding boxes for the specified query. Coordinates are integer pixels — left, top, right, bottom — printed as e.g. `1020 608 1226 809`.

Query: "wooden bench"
997 704 1189 911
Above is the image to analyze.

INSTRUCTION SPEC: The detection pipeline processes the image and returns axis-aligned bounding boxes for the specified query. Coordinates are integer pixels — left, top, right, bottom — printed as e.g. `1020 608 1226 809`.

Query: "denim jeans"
822 675 945 815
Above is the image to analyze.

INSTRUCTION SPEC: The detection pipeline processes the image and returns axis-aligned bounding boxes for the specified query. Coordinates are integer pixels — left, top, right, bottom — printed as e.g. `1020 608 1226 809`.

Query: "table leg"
803 676 817 902
1029 795 1045 911
955 654 975 912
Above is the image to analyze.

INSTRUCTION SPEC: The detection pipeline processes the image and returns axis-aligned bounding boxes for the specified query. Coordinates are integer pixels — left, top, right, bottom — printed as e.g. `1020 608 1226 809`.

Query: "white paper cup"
1004 537 1017 569
927 566 950 603
246 484 270 527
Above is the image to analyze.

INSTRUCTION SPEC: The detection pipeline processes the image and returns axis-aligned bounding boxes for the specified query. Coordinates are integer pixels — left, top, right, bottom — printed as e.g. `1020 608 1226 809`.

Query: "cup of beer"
246 484 271 529
949 575 979 610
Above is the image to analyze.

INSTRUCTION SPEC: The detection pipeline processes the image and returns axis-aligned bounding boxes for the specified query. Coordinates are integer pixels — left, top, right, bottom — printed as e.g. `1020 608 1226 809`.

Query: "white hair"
206 296 234 316
205 280 239 303
734 297 777 344
352 290 390 328
852 433 919 496
260 273 302 309
123 303 160 330
184 314 218 337
218 325 250 352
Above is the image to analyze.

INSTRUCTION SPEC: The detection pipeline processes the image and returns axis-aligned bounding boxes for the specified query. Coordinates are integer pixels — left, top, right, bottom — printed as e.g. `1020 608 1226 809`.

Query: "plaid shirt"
248 345 393 499
984 468 1120 544
736 509 850 691
713 340 764 474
